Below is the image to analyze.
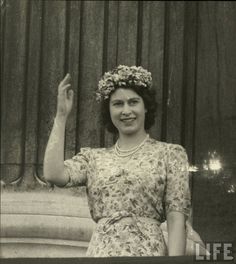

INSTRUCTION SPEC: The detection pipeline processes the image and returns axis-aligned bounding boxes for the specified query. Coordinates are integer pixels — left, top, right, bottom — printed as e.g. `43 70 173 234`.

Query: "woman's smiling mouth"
120 117 136 123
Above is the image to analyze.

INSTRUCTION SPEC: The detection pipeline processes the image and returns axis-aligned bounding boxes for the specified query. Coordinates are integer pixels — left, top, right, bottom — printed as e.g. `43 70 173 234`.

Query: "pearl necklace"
115 134 149 157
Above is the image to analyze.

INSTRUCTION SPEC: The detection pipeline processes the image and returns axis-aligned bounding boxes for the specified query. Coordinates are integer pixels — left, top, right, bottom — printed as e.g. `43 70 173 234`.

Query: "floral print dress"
64 137 191 257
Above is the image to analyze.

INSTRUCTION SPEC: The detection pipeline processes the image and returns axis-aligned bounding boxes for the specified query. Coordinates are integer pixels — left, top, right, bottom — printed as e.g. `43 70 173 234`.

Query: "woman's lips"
120 117 136 122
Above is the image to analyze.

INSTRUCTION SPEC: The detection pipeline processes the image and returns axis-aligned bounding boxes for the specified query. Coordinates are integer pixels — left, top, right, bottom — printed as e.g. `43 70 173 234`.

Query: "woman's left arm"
164 144 191 256
167 211 186 256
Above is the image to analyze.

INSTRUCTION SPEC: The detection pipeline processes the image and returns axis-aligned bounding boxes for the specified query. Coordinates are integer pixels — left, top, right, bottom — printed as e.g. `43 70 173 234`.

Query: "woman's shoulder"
146 138 188 167
80 146 113 156
146 137 171 149
147 137 186 153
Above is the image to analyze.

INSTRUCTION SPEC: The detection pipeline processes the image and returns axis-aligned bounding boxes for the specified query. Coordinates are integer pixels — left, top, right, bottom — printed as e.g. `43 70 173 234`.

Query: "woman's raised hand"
56 73 74 119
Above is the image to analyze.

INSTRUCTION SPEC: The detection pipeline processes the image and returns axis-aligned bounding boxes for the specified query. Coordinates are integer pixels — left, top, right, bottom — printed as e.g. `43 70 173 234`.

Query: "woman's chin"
119 127 139 135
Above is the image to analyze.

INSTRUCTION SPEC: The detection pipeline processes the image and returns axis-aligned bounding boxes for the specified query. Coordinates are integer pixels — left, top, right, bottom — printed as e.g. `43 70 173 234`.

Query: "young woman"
43 65 191 257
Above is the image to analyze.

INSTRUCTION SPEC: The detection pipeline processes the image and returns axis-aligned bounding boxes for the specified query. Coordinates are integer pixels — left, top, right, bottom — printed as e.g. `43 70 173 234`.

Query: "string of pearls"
114 134 149 157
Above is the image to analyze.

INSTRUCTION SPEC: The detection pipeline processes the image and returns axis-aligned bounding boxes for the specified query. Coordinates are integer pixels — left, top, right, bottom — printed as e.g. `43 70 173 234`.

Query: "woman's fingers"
56 74 73 117
58 74 72 93
58 74 71 93
60 73 71 86
59 83 71 92
58 84 73 101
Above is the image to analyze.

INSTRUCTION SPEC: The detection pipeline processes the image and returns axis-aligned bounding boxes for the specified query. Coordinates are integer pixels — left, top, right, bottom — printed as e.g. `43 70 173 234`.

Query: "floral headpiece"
96 65 152 102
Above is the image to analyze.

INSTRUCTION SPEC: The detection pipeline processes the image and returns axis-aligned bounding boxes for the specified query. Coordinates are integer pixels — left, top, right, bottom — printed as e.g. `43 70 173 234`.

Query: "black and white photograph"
1 1 236 263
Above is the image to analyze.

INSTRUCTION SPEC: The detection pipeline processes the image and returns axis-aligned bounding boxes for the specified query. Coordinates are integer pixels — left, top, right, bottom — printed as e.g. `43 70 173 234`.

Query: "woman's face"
109 88 147 136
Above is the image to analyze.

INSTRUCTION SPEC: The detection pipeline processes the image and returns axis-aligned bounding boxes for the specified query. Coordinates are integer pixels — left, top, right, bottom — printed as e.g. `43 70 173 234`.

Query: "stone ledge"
0 238 88 258
1 214 95 241
1 191 94 258
1 191 90 217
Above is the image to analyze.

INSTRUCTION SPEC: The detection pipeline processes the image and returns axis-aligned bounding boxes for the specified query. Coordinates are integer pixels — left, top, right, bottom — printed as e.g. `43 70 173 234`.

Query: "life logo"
195 242 234 262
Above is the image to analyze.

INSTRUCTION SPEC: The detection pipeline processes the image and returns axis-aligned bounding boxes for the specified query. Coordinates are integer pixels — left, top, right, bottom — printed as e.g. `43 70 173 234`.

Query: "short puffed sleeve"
63 147 92 187
164 144 191 217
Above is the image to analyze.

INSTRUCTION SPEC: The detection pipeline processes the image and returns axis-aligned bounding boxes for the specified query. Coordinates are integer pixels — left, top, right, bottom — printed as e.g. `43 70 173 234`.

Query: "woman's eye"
113 102 123 106
129 100 138 105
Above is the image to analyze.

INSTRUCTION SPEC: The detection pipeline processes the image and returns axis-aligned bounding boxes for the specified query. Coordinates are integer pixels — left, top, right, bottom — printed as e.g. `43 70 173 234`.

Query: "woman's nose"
121 103 131 115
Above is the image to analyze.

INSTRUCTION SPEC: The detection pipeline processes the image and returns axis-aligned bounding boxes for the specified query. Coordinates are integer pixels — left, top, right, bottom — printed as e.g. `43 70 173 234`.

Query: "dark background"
1 0 236 250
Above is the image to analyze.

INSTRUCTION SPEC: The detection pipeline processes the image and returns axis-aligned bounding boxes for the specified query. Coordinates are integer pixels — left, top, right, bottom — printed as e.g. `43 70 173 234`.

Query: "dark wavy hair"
101 85 158 134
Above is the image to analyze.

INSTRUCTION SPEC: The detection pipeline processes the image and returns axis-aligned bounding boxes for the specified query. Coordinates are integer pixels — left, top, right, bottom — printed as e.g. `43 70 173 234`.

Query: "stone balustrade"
1 189 95 258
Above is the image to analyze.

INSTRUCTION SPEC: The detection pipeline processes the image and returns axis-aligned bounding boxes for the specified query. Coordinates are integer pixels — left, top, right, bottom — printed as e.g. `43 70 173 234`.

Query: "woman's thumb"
68 89 74 100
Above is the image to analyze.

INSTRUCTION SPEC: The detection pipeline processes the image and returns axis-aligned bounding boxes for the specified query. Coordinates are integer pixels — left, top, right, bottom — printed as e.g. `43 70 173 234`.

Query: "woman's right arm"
43 73 74 187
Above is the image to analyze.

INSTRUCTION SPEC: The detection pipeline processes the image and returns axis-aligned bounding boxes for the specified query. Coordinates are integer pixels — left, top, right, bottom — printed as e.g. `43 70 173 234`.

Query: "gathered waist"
98 215 161 226
96 211 161 237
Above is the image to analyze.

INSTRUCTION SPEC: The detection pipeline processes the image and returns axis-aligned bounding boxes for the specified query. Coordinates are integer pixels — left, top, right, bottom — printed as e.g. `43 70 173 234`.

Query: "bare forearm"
167 212 186 256
43 115 68 186
167 222 186 255
43 74 73 187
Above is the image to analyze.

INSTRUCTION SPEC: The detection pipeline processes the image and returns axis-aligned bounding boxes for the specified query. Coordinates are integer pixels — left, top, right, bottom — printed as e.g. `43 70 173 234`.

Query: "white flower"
96 65 152 102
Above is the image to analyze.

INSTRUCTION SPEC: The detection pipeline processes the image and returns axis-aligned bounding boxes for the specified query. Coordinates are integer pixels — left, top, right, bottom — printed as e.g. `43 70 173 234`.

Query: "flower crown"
96 65 152 102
